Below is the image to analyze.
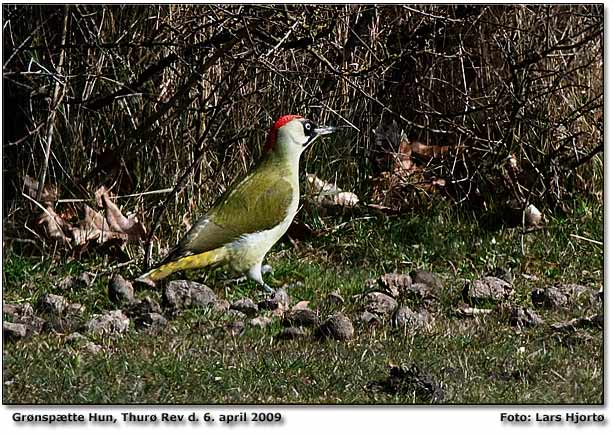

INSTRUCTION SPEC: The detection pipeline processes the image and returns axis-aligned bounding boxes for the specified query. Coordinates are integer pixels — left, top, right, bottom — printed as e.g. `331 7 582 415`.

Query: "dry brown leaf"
305 174 359 208
95 186 146 241
292 300 310 311
37 206 70 244
23 175 59 205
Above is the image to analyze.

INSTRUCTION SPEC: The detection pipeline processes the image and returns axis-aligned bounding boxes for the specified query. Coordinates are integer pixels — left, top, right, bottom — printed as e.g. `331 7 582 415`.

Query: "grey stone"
532 284 591 309
162 280 216 310
230 298 259 316
65 332 102 354
364 292 398 315
283 309 319 327
316 313 354 341
376 273 413 298
56 272 94 291
259 289 291 311
410 270 443 291
393 306 431 331
212 299 230 312
125 296 162 318
464 277 514 303
134 313 168 331
3 322 27 340
108 274 135 305
509 306 543 328
226 320 245 336
357 310 381 326
3 303 45 335
86 310 130 335
326 291 345 305
276 326 307 340
249 316 273 329
3 302 34 317
37 293 69 315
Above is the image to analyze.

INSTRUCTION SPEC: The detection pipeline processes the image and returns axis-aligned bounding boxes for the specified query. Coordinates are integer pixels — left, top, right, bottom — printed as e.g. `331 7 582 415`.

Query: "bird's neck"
262 148 302 184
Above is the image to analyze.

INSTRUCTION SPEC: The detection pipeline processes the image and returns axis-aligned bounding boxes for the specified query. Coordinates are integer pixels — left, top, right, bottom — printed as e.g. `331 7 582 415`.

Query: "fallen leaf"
305 174 359 208
24 175 59 205
37 206 70 244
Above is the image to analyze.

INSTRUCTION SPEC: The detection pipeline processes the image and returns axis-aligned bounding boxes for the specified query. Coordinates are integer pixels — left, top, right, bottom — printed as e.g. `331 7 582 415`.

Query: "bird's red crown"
265 114 303 152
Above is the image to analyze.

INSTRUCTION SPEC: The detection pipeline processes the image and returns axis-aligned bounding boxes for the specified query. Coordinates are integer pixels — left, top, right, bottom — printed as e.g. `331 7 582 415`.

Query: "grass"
2 201 603 404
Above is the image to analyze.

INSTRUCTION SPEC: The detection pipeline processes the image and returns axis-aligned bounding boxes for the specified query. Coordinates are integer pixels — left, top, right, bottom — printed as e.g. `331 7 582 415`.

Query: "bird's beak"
314 126 337 136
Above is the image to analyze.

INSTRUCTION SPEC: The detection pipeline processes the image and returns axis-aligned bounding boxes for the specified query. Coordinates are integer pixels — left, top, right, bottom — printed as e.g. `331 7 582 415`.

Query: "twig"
35 5 69 202
264 20 300 57
570 233 603 246
57 188 174 203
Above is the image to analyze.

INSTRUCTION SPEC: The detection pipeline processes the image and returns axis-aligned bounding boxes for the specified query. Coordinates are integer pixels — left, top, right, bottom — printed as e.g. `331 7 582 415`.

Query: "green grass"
2 201 603 404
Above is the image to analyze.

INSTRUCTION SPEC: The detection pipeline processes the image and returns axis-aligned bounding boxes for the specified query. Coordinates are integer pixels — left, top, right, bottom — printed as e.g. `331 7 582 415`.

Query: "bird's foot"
262 283 275 294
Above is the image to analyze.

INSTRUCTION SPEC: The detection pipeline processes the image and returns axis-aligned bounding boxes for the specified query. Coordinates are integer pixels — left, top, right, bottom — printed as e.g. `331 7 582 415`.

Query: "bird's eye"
304 123 312 131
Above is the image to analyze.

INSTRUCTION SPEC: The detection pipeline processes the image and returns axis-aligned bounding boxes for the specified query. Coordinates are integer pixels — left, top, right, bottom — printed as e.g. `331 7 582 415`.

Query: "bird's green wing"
162 165 295 262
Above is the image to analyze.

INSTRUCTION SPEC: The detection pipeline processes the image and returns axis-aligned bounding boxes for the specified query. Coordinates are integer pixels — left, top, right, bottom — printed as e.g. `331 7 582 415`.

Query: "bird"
139 114 337 292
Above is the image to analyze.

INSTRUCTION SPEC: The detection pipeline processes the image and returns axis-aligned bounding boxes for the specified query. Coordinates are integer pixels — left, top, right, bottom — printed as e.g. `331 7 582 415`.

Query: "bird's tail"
138 247 229 282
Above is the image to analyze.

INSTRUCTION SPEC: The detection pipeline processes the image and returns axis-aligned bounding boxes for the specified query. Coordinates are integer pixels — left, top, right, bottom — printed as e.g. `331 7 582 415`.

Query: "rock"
227 310 247 320
3 303 45 335
455 306 493 317
83 341 103 354
212 299 230 313
375 273 413 298
357 310 381 326
230 298 259 316
86 310 130 335
134 313 168 332
531 287 567 309
37 293 69 315
315 313 354 341
410 270 443 291
44 314 83 334
393 306 432 331
124 296 162 318
258 289 290 311
551 313 603 332
368 363 444 402
531 284 591 309
162 280 217 310
3 322 27 340
67 303 86 316
3 302 34 317
390 364 444 402
404 283 435 301
276 326 307 340
493 267 515 284
524 204 543 227
13 314 45 335
226 320 245 336
65 332 102 354
108 274 135 305
509 306 543 328
326 291 345 305
463 277 514 303
364 292 398 315
56 272 94 291
283 309 319 327
292 300 310 310
65 332 88 343
249 316 273 329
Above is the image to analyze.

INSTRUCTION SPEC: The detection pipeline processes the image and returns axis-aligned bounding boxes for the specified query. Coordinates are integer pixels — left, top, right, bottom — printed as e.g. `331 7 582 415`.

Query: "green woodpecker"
139 114 337 292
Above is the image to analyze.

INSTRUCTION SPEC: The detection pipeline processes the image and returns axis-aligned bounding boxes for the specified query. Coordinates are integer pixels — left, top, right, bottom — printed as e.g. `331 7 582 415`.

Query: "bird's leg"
261 282 275 294
247 263 275 293
223 264 273 288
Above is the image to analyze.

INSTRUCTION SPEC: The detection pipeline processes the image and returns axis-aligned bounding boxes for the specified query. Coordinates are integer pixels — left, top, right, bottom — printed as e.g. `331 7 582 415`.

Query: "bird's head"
265 114 337 156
